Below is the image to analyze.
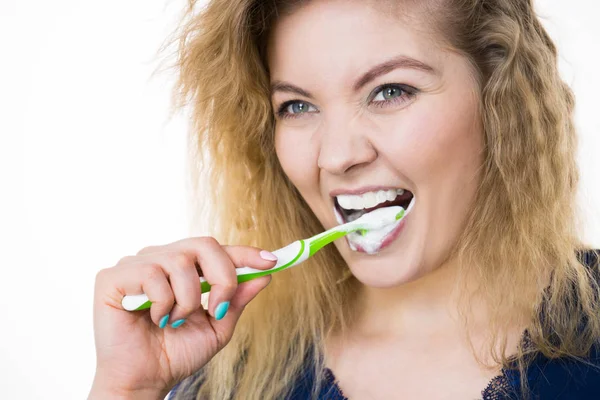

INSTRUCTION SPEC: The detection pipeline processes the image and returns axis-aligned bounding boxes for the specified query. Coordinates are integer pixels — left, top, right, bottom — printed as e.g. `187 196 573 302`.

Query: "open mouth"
333 188 415 254
334 189 414 224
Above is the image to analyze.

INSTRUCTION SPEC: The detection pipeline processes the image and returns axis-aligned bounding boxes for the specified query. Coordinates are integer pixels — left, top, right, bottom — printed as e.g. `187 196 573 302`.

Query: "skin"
268 1 523 398
89 1 525 398
90 240 275 399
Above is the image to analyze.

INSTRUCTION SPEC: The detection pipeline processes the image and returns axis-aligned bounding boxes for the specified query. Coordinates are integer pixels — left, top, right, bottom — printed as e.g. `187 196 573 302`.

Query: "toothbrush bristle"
351 206 405 231
395 209 405 220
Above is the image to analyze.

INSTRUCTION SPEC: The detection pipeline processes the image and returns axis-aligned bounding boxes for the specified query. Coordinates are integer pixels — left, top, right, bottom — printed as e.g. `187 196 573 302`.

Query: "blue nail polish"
171 319 186 328
159 314 169 329
215 301 230 321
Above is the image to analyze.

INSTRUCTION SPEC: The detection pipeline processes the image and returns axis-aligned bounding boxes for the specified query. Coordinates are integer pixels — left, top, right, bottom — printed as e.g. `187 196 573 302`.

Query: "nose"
317 118 377 175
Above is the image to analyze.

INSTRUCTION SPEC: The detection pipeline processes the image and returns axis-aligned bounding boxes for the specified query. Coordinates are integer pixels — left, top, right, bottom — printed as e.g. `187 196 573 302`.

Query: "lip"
329 185 411 197
347 210 410 254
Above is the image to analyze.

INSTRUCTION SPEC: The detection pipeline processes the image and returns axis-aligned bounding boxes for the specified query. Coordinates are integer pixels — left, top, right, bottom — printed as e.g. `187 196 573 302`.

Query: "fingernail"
159 314 169 329
260 250 278 262
171 319 186 328
215 301 230 321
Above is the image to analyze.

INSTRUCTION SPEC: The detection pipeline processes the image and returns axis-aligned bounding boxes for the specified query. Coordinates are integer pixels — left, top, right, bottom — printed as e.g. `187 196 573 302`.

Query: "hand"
89 237 276 399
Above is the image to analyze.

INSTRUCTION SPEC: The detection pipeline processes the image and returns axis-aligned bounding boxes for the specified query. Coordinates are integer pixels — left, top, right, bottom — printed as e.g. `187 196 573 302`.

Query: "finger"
131 238 278 272
165 239 278 320
141 265 176 327
206 245 277 320
188 237 238 320
97 264 175 328
125 237 279 322
164 237 278 272
136 245 164 256
115 245 168 267
208 275 272 348
145 237 236 320
221 245 279 271
229 275 272 310
156 251 203 324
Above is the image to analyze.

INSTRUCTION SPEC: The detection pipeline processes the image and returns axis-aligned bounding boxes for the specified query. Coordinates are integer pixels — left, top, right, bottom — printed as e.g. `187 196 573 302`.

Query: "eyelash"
275 83 418 120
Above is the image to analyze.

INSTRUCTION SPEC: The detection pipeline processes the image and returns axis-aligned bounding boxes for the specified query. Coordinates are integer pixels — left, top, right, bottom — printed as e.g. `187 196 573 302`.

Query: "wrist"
89 377 169 400
88 387 168 400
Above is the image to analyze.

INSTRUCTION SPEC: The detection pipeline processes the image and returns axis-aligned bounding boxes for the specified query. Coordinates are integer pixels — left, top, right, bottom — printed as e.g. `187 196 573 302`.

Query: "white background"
0 1 598 398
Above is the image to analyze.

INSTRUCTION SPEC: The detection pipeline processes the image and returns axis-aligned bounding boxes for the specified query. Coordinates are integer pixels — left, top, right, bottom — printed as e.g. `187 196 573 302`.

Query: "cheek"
274 125 320 194
376 95 483 186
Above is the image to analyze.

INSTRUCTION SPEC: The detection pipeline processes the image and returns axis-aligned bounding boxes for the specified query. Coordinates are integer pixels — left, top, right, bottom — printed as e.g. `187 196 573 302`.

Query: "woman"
89 0 600 399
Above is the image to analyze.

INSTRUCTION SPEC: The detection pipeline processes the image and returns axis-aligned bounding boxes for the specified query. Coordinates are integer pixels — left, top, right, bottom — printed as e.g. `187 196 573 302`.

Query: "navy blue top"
169 346 600 399
168 250 600 399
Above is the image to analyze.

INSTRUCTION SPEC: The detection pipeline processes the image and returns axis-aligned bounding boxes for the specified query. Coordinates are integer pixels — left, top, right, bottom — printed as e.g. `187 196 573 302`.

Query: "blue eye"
372 85 408 102
370 84 416 108
277 101 318 119
376 86 402 100
275 84 416 119
290 102 311 113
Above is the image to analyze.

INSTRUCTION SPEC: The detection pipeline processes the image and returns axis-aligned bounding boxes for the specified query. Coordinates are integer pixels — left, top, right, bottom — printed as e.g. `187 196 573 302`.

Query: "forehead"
267 0 445 83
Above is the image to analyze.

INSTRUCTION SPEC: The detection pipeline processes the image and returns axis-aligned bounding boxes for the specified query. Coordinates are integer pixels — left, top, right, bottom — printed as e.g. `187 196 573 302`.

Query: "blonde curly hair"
165 0 600 398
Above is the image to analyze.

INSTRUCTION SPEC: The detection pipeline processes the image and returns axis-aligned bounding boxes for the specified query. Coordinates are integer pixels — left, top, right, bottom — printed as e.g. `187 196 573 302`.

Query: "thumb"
207 275 271 346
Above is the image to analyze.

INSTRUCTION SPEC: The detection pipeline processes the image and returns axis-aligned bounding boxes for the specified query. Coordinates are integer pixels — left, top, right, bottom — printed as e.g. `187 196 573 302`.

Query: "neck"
351 258 485 340
326 258 530 371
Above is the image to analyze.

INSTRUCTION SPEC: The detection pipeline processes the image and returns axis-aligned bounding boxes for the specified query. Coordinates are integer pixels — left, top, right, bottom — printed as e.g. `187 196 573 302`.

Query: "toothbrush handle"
121 240 309 311
121 272 264 311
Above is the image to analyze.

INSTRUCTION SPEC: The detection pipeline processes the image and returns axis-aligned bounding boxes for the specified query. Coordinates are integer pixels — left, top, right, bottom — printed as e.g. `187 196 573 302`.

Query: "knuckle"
177 302 200 315
94 267 111 283
116 255 135 265
195 236 220 249
136 245 159 256
144 264 164 281
169 252 193 269
156 291 175 306
220 282 237 293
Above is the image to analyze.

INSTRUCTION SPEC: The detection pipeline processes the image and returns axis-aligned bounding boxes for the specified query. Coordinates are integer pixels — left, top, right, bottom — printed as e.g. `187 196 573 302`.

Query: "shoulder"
286 365 347 400
518 343 600 399
520 248 600 398
500 249 600 399
166 362 344 400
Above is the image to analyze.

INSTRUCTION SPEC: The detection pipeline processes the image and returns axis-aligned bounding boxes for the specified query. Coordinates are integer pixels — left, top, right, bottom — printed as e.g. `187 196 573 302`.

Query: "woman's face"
269 0 483 287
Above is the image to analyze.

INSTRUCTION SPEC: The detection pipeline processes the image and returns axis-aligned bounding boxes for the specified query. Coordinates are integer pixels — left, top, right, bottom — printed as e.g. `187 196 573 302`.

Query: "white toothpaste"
346 219 403 254
334 197 415 254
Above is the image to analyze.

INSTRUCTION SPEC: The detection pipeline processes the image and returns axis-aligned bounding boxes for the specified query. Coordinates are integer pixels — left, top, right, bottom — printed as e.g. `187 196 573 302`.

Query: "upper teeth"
336 189 405 210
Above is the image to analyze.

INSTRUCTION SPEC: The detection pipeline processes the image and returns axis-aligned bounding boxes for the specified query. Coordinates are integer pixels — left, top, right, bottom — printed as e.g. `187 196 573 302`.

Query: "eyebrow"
270 81 314 99
270 55 437 98
353 55 437 91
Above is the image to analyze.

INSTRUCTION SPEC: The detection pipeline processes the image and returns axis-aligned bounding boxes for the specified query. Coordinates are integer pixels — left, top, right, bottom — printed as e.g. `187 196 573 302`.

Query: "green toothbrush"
121 206 406 311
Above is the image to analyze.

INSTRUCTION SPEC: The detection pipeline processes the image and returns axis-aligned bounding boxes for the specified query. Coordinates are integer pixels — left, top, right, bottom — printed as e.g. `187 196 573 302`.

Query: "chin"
344 251 426 288
334 218 430 288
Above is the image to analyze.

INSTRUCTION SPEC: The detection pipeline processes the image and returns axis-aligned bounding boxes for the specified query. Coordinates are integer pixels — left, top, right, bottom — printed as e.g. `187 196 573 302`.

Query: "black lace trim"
324 367 349 399
481 373 512 400
324 367 512 400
